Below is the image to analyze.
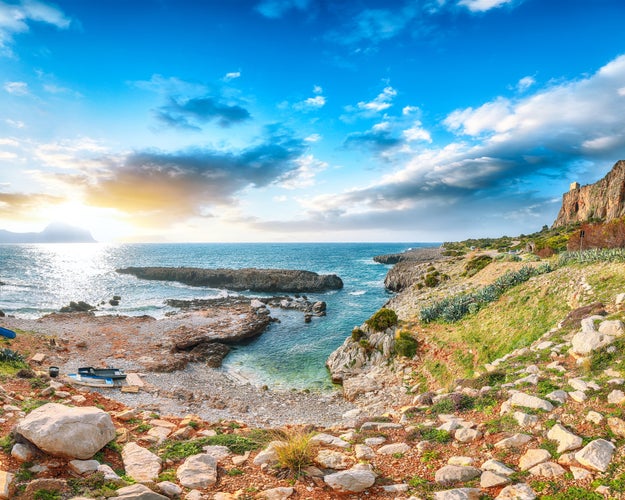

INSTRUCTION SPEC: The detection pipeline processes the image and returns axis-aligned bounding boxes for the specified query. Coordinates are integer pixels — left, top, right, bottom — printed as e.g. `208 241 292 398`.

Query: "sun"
45 202 130 242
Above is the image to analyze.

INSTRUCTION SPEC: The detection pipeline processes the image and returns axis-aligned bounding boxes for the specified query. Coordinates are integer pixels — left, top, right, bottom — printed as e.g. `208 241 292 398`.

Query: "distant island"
0 222 96 244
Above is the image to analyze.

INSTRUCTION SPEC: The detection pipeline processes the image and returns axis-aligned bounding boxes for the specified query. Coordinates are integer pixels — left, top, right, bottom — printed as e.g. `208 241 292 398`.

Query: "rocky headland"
116 267 343 293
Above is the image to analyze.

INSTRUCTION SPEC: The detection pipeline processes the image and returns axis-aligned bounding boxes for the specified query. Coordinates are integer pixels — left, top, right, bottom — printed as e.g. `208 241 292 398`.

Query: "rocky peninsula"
116 267 343 293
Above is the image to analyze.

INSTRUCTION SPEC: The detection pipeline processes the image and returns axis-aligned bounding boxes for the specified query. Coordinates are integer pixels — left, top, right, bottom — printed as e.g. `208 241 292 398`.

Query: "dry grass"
272 427 318 476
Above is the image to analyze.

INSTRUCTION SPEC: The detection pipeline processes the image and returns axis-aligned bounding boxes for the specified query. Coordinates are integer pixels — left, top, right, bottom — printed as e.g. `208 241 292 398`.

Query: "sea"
0 242 436 390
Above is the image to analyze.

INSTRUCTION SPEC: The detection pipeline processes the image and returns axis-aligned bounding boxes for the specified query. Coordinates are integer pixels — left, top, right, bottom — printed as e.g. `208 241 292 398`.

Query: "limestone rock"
575 439 616 472
454 428 481 443
480 471 511 488
608 417 625 438
11 443 36 462
310 433 350 449
324 464 376 493
519 449 551 471
494 433 532 449
253 441 285 467
315 449 351 470
528 462 567 477
14 403 116 459
176 453 218 489
354 444 374 460
607 389 625 404
122 442 162 482
481 459 515 476
547 423 583 453
110 484 168 500
0 471 13 500
495 482 536 499
434 465 481 484
157 481 182 498
434 488 482 500
507 392 553 412
256 487 295 500
69 459 100 475
377 442 410 455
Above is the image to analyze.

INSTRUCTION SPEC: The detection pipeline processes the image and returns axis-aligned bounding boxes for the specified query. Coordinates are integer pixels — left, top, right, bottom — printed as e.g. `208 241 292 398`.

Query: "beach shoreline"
1 309 359 428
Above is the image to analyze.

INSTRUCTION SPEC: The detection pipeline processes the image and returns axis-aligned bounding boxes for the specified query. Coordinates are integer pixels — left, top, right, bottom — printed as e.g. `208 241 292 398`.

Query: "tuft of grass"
273 429 317 476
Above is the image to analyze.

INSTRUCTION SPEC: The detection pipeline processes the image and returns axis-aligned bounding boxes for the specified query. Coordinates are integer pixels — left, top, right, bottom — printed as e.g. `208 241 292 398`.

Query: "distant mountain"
0 223 96 244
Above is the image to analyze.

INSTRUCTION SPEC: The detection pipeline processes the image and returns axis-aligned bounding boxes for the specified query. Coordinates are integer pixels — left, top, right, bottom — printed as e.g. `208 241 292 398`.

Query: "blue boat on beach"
0 327 16 339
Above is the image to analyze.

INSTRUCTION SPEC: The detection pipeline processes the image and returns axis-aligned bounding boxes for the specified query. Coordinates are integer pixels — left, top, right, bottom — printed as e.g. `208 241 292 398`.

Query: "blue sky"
2 0 625 242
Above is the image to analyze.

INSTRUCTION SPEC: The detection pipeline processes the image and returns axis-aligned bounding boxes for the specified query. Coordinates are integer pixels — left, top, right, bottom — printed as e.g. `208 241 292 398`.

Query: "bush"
365 308 398 331
423 272 440 288
351 328 364 341
394 331 418 358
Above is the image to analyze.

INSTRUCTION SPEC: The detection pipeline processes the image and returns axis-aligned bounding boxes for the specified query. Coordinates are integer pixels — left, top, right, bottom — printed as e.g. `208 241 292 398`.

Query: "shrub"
0 348 25 365
423 272 440 288
351 328 364 341
463 254 492 276
394 331 418 358
365 308 398 331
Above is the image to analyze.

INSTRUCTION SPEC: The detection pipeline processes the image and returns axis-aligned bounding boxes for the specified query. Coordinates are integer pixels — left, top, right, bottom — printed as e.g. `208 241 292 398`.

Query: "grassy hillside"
396 251 625 389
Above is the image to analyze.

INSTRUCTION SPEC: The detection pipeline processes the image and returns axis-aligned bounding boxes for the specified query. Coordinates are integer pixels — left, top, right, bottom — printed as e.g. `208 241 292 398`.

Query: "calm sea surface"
0 242 436 389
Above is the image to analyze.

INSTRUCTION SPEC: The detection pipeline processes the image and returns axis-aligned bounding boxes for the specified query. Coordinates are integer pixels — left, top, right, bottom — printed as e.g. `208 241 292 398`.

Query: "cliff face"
552 160 625 227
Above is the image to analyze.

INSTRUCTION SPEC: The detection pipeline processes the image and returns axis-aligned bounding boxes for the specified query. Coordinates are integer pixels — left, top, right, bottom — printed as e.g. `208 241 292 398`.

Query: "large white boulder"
15 403 116 460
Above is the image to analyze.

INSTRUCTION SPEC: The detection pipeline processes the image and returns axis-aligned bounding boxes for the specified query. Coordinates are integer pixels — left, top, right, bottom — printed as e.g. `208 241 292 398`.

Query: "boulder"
507 392 554 412
14 403 116 459
176 453 218 488
495 483 536 499
519 449 551 471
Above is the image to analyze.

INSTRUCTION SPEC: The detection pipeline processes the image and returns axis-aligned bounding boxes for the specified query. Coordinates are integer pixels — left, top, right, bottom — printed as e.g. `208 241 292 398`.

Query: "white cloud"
278 154 327 189
0 0 71 55
4 81 29 95
5 119 25 128
305 133 322 143
458 0 515 13
224 71 241 81
402 105 420 116
403 121 432 143
294 87 327 111
517 76 535 92
444 97 512 136
356 86 397 113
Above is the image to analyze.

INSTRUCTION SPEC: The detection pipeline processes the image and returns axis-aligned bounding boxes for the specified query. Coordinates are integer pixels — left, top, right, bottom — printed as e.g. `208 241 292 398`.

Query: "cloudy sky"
2 0 625 242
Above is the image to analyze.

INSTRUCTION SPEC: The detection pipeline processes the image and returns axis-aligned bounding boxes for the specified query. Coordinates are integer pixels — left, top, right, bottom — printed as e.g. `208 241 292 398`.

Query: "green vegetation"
0 348 28 376
67 472 122 498
365 308 398 331
463 254 492 277
407 426 452 444
159 432 265 461
394 331 418 358
558 247 625 265
351 327 364 341
420 263 552 323
33 491 62 500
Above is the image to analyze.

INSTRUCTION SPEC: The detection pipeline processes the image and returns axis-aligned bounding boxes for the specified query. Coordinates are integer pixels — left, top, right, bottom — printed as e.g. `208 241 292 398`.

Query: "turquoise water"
0 242 435 389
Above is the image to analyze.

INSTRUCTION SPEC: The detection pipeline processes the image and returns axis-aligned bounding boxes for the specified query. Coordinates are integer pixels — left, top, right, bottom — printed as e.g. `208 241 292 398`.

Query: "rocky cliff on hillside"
553 159 625 227
117 267 343 293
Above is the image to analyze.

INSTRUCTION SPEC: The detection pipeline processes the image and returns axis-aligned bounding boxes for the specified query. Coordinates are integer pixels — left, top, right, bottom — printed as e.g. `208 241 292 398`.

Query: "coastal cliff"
117 266 344 293
553 159 625 227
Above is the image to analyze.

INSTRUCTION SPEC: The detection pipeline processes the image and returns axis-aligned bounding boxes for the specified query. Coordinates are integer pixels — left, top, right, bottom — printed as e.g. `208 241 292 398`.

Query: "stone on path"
15 403 116 459
547 423 583 453
481 459 515 476
256 487 295 500
495 483 536 499
574 439 616 472
121 442 162 482
324 464 376 493
176 453 218 489
377 442 410 455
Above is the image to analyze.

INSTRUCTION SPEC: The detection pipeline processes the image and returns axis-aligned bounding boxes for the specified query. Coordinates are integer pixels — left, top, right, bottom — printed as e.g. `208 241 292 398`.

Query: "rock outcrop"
553 159 625 227
117 267 343 293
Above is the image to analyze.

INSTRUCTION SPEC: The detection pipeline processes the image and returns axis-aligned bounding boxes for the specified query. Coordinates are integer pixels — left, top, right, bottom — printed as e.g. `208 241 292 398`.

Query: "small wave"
349 290 367 296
